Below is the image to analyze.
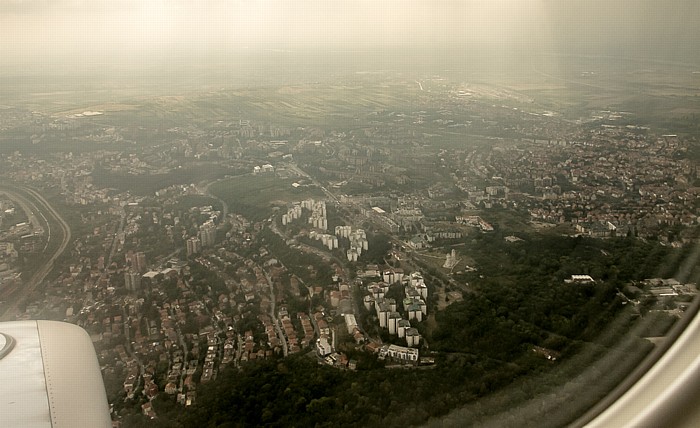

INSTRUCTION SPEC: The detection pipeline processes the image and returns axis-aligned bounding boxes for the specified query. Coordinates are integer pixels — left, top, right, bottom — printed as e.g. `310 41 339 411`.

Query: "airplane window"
0 1 698 427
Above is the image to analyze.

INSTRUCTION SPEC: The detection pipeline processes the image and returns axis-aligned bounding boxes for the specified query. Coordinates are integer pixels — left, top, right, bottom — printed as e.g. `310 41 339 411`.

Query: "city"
0 64 698 426
1 2 700 426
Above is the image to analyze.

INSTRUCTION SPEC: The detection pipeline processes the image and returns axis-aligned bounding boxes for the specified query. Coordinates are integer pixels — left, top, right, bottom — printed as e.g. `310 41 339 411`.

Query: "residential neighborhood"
0 69 698 426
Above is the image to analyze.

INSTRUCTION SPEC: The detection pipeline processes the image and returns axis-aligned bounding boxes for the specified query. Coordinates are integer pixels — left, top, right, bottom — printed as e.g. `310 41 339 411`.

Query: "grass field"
210 174 326 221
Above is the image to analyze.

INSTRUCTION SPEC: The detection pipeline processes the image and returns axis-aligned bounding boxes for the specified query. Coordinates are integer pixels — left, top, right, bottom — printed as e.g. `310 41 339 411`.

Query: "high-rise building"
135 251 147 273
125 250 147 272
187 237 202 256
200 221 216 247
125 250 135 268
124 269 141 292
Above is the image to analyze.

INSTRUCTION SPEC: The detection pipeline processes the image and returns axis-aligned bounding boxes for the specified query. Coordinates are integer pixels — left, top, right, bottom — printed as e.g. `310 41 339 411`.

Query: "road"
201 172 253 220
202 179 230 219
285 163 340 203
106 213 126 267
0 184 71 321
265 269 289 357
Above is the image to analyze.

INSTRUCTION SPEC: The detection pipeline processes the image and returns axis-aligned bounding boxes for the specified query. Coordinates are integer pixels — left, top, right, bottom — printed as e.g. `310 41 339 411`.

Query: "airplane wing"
0 320 112 428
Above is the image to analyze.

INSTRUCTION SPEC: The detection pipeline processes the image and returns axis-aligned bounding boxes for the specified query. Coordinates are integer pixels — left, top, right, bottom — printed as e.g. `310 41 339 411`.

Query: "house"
317 319 330 337
407 235 427 249
365 341 381 354
141 402 157 419
165 382 178 395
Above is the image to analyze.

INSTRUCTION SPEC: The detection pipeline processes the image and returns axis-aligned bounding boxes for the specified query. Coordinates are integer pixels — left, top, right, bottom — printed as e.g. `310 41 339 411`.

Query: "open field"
210 174 326 221
4 54 698 138
91 164 240 196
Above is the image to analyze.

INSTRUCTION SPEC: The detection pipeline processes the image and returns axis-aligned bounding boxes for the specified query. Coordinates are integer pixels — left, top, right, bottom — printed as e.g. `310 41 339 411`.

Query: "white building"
369 283 385 300
388 312 401 335
199 220 216 247
344 314 358 335
363 295 375 311
384 344 419 363
406 328 421 347
383 270 394 284
407 303 423 322
397 319 411 338
316 337 332 356
566 274 595 284
443 249 459 269
186 237 201 256
377 302 389 328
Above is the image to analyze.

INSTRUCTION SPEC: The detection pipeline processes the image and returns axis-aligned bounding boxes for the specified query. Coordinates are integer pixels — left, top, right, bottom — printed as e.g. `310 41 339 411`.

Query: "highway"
0 184 71 321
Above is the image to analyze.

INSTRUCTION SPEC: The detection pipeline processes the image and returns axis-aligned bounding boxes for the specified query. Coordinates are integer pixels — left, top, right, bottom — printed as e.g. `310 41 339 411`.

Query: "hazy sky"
1 1 699 67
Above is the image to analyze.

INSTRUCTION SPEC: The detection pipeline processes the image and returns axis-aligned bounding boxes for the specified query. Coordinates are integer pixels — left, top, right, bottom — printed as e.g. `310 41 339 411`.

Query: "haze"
2 0 699 72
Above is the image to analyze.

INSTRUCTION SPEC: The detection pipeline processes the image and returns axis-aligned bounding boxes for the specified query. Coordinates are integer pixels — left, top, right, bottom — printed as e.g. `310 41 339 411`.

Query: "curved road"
202 172 254 220
0 184 71 321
